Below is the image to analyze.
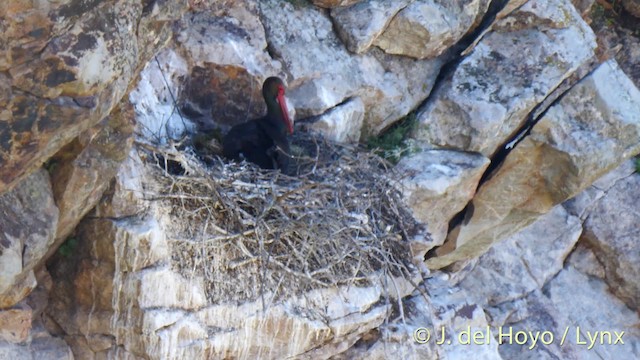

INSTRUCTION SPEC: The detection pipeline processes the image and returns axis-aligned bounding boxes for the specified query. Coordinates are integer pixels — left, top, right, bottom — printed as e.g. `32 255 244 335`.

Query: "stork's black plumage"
222 77 293 172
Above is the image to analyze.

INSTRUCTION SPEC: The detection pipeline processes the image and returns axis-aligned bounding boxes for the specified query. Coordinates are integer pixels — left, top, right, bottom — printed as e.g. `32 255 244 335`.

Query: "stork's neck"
265 97 290 135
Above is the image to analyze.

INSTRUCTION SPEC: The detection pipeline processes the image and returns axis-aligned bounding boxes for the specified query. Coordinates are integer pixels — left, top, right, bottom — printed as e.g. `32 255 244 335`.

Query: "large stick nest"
139 133 425 304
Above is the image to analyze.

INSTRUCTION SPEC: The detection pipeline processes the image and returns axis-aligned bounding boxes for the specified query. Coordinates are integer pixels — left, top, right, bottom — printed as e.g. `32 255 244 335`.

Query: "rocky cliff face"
1 0 640 359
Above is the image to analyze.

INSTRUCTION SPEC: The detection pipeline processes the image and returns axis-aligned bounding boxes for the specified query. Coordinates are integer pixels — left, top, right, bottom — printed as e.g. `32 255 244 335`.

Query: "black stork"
222 77 293 173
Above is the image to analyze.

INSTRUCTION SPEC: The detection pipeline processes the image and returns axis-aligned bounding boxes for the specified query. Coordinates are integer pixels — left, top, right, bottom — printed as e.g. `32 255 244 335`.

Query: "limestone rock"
47 216 170 329
373 0 490 59
134 0 441 138
622 0 640 18
29 335 75 360
80 217 169 273
427 59 640 269
563 159 636 220
330 0 411 54
0 170 58 308
413 0 597 156
591 8 640 89
197 282 412 359
172 5 282 130
135 269 208 310
396 149 490 249
567 244 606 279
572 0 596 18
0 305 32 343
347 283 502 360
305 97 365 143
493 268 640 359
428 285 502 359
0 343 32 360
94 149 148 219
45 100 135 264
0 273 36 310
312 0 364 8
370 202 639 359
259 0 443 135
0 0 185 194
458 205 582 305
129 48 194 141
11 0 639 358
446 205 639 359
581 172 640 310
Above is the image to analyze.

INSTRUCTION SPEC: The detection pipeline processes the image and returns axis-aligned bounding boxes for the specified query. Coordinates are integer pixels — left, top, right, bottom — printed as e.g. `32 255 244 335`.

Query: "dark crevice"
409 0 512 261
378 0 512 147
440 59 604 249
481 59 603 186
294 97 355 125
421 0 610 260
425 0 512 93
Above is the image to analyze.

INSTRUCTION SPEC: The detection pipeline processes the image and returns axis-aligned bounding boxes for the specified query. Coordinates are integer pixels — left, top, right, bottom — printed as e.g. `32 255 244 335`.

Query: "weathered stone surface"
0 343 32 360
0 0 186 194
396 149 489 249
337 298 438 360
591 7 640 89
82 217 169 273
426 206 639 359
129 48 193 141
492 268 640 359
184 63 266 129
175 1 272 78
373 0 490 59
305 97 365 143
0 272 36 310
429 289 502 359
567 243 606 279
259 0 443 135
29 335 75 360
459 205 582 305
172 5 282 129
427 59 640 269
346 282 502 360
581 172 640 310
563 159 636 220
622 0 640 18
0 170 58 308
0 305 32 343
25 268 52 328
312 0 363 8
94 148 148 219
198 283 411 360
46 100 135 261
0 296 70 357
330 0 411 54
355 205 637 359
133 0 440 139
413 0 597 156
571 0 596 18
48 215 202 358
135 269 207 310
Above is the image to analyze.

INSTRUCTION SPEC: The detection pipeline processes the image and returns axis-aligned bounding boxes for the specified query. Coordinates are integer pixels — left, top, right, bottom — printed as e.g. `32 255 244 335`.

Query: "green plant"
635 156 640 173
591 1 618 28
367 113 420 164
58 236 79 258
